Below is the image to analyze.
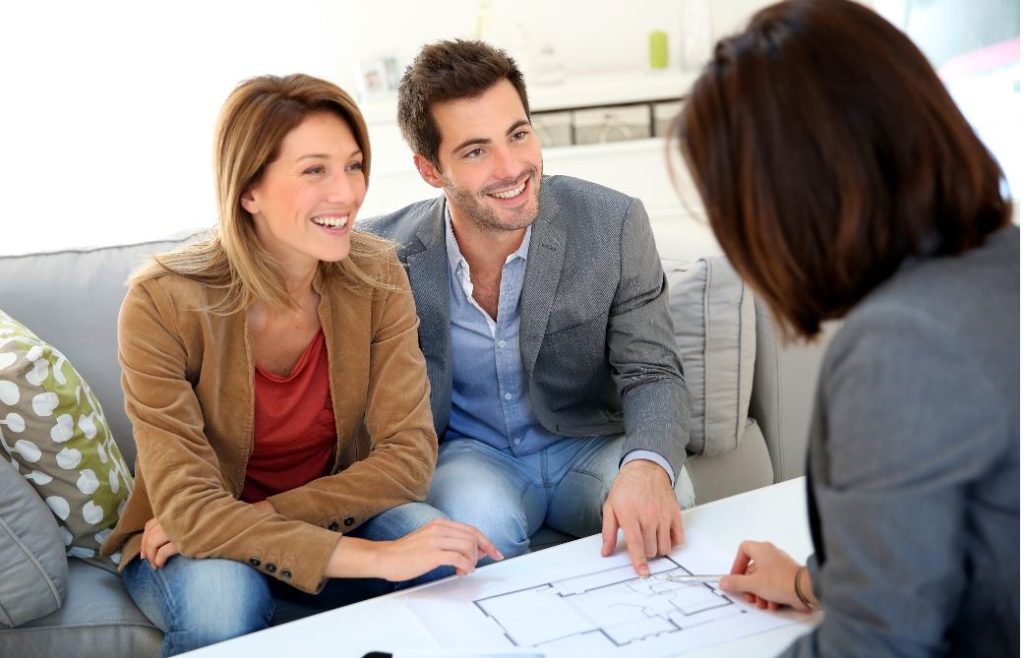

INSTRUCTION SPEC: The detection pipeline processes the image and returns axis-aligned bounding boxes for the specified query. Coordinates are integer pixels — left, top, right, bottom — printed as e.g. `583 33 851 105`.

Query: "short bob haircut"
132 73 391 313
397 39 529 165
676 0 1010 338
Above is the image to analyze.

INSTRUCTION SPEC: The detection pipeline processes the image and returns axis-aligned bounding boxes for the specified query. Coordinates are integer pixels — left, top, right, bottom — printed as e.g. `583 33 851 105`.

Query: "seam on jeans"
517 478 538 539
517 478 533 507
540 449 552 489
149 559 181 634
565 466 611 503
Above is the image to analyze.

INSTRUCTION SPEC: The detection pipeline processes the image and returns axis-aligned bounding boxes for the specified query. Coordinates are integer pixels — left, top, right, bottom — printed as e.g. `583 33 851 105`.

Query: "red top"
242 329 336 502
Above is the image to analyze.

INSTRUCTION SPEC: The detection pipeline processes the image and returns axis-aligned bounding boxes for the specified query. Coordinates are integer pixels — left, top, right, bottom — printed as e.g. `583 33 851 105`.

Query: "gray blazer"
790 225 1020 657
362 175 689 475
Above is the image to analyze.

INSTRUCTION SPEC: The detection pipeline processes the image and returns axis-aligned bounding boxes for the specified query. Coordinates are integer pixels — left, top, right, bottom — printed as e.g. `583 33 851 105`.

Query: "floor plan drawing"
473 557 744 651
404 531 799 658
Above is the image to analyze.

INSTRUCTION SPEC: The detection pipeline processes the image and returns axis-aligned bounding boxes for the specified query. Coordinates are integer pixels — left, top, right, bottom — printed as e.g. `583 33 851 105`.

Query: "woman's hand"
140 517 179 569
327 519 503 581
718 540 817 612
140 499 277 569
378 518 503 580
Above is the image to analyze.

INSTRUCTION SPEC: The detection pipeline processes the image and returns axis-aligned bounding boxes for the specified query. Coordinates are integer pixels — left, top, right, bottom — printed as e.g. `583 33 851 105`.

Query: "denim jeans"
427 435 696 561
123 502 449 657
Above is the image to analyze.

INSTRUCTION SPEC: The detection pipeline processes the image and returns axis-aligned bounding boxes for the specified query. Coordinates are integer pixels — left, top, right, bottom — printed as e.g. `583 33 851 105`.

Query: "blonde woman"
101 74 499 656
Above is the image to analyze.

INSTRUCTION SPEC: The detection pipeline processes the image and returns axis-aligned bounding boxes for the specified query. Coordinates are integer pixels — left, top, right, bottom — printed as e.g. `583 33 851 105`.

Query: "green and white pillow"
0 309 132 564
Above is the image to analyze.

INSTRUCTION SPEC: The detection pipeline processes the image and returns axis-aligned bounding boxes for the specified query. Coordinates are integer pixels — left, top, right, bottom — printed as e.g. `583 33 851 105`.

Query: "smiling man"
363 40 694 575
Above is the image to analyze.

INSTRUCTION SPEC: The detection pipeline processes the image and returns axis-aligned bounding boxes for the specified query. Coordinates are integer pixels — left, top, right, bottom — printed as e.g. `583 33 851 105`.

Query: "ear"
239 188 260 216
413 154 444 189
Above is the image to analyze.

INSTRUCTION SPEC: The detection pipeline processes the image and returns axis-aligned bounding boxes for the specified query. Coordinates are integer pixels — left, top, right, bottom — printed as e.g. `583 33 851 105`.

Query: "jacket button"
328 521 340 531
265 563 277 573
282 570 292 580
343 516 355 527
249 558 261 567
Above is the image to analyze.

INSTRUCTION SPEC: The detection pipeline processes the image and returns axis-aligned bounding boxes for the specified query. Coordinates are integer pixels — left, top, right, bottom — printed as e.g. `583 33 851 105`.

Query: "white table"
184 478 819 658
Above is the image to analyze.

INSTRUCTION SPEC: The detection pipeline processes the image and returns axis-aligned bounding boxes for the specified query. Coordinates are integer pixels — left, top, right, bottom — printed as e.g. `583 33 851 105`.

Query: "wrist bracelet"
794 565 820 611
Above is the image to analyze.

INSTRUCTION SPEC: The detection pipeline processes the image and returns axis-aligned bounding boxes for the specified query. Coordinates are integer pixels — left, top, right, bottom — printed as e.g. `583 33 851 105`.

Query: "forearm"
620 379 688 472
323 535 382 579
621 450 674 485
268 441 434 528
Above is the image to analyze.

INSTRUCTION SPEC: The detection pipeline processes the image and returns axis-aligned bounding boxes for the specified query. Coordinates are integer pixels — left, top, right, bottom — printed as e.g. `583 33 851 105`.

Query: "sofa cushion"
0 558 161 658
0 309 133 565
0 456 68 627
0 234 202 469
664 256 756 456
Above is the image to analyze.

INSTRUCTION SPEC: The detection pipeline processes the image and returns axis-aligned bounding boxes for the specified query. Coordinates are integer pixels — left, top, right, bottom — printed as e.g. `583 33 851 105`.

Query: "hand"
326 518 504 581
718 540 815 612
140 517 179 569
600 459 684 576
375 519 503 580
140 499 276 570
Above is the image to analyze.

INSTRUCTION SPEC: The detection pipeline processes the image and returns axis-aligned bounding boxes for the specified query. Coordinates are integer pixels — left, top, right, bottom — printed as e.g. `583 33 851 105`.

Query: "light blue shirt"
443 207 674 482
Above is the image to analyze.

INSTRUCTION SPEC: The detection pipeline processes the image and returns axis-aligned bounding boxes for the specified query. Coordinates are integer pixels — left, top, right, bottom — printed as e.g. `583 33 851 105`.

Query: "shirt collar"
444 201 532 277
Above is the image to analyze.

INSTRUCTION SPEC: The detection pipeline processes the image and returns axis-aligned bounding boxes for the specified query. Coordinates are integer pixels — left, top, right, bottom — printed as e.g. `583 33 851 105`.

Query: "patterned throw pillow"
0 309 133 563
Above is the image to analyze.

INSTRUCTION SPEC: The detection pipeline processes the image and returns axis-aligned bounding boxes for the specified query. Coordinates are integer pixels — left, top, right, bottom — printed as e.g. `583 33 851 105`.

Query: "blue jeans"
123 502 449 657
427 436 696 561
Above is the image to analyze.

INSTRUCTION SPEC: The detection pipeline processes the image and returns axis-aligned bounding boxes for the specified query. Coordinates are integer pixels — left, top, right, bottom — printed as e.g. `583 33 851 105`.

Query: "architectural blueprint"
403 531 797 658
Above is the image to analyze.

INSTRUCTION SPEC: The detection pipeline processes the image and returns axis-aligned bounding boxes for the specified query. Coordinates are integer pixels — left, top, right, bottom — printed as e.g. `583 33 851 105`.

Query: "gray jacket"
792 225 1020 657
362 175 689 475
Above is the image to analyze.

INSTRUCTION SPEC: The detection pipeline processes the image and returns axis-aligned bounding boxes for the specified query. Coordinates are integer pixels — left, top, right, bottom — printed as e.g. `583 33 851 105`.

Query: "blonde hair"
130 73 394 312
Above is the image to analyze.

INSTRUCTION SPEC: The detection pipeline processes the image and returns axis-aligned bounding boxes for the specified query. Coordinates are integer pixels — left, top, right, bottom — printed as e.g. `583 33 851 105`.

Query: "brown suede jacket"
100 248 437 594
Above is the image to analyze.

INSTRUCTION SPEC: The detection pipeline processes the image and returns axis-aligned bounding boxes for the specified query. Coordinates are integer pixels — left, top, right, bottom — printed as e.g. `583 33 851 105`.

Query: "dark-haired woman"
675 1 1018 655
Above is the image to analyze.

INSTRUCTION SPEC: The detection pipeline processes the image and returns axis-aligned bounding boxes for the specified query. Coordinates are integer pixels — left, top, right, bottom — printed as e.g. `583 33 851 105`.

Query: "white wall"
0 1 351 254
1 1 783 256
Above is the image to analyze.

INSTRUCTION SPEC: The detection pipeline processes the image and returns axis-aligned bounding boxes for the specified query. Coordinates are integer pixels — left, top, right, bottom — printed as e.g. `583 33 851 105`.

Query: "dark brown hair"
397 39 529 165
676 0 1010 338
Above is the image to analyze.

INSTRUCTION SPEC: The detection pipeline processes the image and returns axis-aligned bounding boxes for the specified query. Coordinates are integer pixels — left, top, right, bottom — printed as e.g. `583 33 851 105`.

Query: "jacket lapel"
520 182 565 376
404 199 452 429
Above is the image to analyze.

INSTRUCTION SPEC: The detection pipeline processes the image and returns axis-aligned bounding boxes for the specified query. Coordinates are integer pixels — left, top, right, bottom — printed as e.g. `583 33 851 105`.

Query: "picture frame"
356 55 401 101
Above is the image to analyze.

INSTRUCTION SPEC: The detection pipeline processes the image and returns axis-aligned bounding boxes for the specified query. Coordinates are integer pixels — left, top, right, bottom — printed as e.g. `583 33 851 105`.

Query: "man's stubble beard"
443 162 543 234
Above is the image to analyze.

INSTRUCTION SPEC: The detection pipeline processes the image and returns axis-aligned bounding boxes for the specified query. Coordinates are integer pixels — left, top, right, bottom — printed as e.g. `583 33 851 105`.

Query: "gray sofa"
0 234 827 657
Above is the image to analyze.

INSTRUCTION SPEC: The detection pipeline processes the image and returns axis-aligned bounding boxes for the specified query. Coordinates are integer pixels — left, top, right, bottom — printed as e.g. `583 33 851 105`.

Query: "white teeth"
490 182 526 199
312 216 348 228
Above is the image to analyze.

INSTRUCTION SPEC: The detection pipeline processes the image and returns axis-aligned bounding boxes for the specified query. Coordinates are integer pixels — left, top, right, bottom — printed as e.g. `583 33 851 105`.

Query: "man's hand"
600 459 683 576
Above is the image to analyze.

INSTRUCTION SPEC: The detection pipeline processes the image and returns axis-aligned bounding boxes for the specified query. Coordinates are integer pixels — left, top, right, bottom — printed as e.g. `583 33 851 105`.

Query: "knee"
427 489 530 560
166 596 272 655
163 561 273 654
356 502 449 542
169 608 269 653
